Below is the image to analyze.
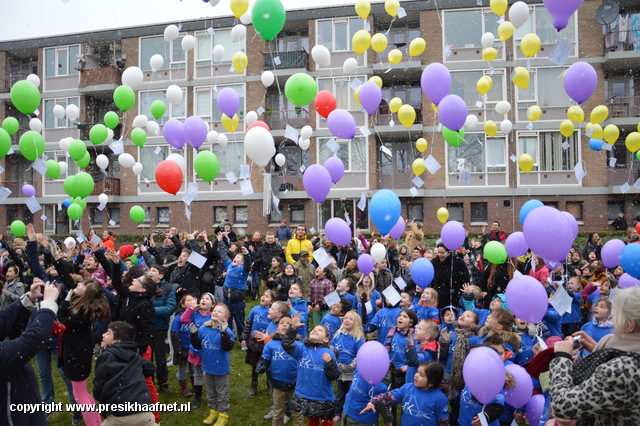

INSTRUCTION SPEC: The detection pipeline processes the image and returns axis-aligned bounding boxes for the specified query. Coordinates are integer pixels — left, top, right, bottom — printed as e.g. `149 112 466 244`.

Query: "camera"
572 335 583 350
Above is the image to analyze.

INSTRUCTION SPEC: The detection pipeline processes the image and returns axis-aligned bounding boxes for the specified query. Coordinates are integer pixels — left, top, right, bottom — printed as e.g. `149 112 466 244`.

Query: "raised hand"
26 223 37 241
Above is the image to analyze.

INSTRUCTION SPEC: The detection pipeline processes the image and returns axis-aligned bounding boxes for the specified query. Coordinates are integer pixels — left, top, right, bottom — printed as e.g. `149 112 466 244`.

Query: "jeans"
35 348 76 405
223 297 245 339
335 379 352 417
152 331 169 385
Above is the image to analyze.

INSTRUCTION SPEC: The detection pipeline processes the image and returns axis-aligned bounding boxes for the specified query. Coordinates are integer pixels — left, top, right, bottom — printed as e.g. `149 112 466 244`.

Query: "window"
44 97 79 128
45 45 80 77
139 90 185 125
515 5 575 47
317 17 365 52
290 205 305 224
108 208 120 225
234 206 248 224
318 76 366 111
140 36 185 71
543 201 559 208
407 204 424 223
471 202 488 224
269 202 284 223
91 208 103 226
157 207 170 224
518 132 579 172
517 68 571 108
210 143 244 178
320 199 369 231
451 70 504 109
7 207 19 227
214 206 228 223
195 84 245 123
566 201 583 222
444 9 499 49
139 146 182 182
143 207 151 224
448 133 507 173
447 203 464 222
43 205 55 233
633 201 640 221
381 86 423 109
318 137 367 172
608 201 624 221
195 29 244 66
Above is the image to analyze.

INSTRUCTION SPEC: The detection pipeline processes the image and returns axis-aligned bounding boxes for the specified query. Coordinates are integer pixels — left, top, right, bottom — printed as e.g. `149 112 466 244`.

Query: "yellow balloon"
385 0 400 17
398 104 416 128
389 97 402 114
586 123 603 140
638 122 640 133
221 114 239 132
230 0 249 18
520 33 541 57
498 22 515 42
590 105 609 124
354 86 361 106
476 76 493 95
567 106 584 123
482 47 498 61
388 49 403 64
412 158 426 175
416 138 428 153
431 103 438 113
436 207 449 224
603 124 620 144
626 132 640 152
484 120 498 137
490 0 508 16
355 0 371 20
369 76 383 88
371 33 388 53
352 30 372 55
512 67 530 89
560 120 575 137
409 37 426 56
232 51 248 74
518 153 534 174
527 105 542 122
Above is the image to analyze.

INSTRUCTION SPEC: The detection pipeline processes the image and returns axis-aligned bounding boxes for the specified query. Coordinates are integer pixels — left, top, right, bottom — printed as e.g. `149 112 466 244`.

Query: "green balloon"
150 100 166 120
45 159 61 179
637 150 640 162
76 151 91 169
74 196 87 211
194 151 220 182
0 128 10 158
252 0 286 42
63 175 78 197
19 130 45 161
131 127 147 148
113 85 135 111
90 124 108 145
2 117 19 135
74 171 95 198
284 73 318 107
130 205 146 224
442 126 465 147
104 111 119 129
10 80 41 115
484 241 508 265
10 220 26 237
67 203 83 221
68 139 87 161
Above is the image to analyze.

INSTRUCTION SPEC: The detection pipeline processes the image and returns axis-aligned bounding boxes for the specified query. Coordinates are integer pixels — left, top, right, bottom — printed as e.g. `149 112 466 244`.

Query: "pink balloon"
358 81 382 115
324 156 345 184
463 347 506 405
163 118 185 149
183 115 207 149
22 184 36 197
356 341 390 385
505 232 528 258
441 221 465 251
505 275 548 323
504 364 533 409
324 217 352 246
302 164 331 203
357 254 375 276
389 216 406 240
437 94 467 131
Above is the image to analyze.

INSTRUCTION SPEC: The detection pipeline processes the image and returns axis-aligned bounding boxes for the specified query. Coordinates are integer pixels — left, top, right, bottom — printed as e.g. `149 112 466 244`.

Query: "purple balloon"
505 231 528 258
438 94 467 131
324 156 345 184
463 347 506 405
441 221 465 251
389 216 406 240
563 61 597 104
542 0 584 30
505 275 548 323
357 254 375 276
602 239 625 268
356 341 390 385
216 87 240 118
327 109 356 139
183 116 207 149
358 81 382 115
163 118 186 149
619 273 640 289
22 184 36 197
524 206 574 262
561 211 579 240
324 217 352 246
303 164 331 203
421 63 451 105
525 394 545 426
504 364 533 409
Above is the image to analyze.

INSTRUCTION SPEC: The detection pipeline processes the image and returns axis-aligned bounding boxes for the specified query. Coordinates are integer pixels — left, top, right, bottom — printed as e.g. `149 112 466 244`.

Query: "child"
272 263 302 302
93 321 156 425
241 289 275 398
405 319 449 383
335 278 356 308
462 284 507 326
282 314 340 425
331 310 365 422
413 287 440 324
171 295 196 397
560 276 583 337
321 298 352 338
361 361 449 425
354 273 381 328
287 283 309 339
579 298 613 355
400 290 414 309
308 266 337 326
366 297 402 344
191 303 235 425
513 318 537 366
342 369 389 425
477 309 521 358
386 308 419 388
440 306 459 332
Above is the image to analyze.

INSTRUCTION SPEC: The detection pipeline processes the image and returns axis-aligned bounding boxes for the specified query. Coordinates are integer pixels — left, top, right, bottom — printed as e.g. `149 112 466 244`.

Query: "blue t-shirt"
514 332 537 366
405 345 435 383
388 329 411 368
338 292 356 308
290 341 337 401
248 305 271 335
560 292 582 325
331 333 364 365
288 297 308 339
262 339 299 384
580 320 613 355
198 325 234 375
413 304 439 323
321 313 342 338
354 290 381 324
370 307 401 344
390 383 449 426
171 315 190 348
184 309 212 357
223 258 248 290
458 385 504 426
266 320 278 335
343 370 388 424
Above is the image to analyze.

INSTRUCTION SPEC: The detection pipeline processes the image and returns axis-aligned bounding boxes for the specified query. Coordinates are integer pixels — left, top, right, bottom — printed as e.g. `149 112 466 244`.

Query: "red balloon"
246 121 270 132
636 222 640 234
314 90 337 118
155 160 183 195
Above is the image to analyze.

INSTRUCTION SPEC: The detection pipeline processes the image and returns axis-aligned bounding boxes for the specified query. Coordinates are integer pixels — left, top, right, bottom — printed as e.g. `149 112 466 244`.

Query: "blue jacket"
459 385 504 426
580 319 613 355
390 384 449 426
439 306 459 333
197 324 235 375
171 315 190 348
222 258 250 290
413 303 439 323
388 328 411 368
367 306 401 344
181 308 212 357
288 297 308 338
560 291 582 325
343 370 387 424
514 331 537 366
543 307 562 338
261 338 299 384
320 313 342 338
331 332 364 364
152 281 176 330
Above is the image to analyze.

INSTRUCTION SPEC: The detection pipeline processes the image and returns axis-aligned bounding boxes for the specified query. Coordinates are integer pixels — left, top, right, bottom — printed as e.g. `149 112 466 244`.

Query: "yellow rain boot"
203 409 219 424
213 411 229 426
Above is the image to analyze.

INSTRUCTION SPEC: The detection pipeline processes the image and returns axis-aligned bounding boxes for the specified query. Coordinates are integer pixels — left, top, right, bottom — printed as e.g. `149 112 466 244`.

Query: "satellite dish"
595 1 620 25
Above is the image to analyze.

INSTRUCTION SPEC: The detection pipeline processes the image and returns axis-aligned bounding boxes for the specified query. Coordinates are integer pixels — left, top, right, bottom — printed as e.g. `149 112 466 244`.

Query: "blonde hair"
420 319 440 340
335 310 365 340
613 287 640 335
356 273 376 297
423 288 438 305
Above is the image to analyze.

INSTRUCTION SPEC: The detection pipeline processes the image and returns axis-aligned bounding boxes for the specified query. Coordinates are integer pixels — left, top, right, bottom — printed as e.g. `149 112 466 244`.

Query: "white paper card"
226 172 237 184
326 138 340 153
514 270 523 278
256 106 265 115
389 119 395 127
285 125 298 142
444 45 452 58
185 205 192 220
109 220 116 226
549 285 573 316
0 165 4 174
349 78 362 90
436 123 442 131
272 194 281 213
239 164 250 179
309 227 316 234
396 7 406 18
182 182 199 206
460 170 471 184
313 247 332 269
358 193 367 211
359 126 371 137
33 158 48 175
344 212 352 226
475 100 483 108
394 276 407 290
601 143 613 152
273 56 281 66
548 39 573 66
412 176 424 188
109 140 124 155
633 178 640 189
585 127 594 137
41 214 47 221
154 146 162 155
0 187 11 203
574 163 586 182
187 251 207 268
240 179 254 196
324 291 341 308
26 196 42 213
536 335 548 350
621 182 631 193
382 285 402 307
609 157 617 167
365 301 373 314
562 141 570 150
57 201 62 211
510 154 518 163
300 165 306 173
98 203 106 211
409 187 419 197
527 121 534 130
380 145 392 157
207 27 215 36
91 234 102 245
425 155 441 175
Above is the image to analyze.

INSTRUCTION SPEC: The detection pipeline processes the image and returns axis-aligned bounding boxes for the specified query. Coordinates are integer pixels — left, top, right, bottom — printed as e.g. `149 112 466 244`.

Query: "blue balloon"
369 189 401 235
411 258 434 288
63 198 72 208
519 199 544 226
589 138 603 151
620 243 640 280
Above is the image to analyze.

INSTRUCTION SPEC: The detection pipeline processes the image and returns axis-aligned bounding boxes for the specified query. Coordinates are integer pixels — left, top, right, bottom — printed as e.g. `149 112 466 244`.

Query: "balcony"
375 104 422 126
0 180 35 197
91 177 120 196
264 109 310 130
271 171 303 192
376 168 413 189
263 50 309 71
603 30 640 71
605 96 640 119
0 73 28 93
78 67 122 92
608 164 640 188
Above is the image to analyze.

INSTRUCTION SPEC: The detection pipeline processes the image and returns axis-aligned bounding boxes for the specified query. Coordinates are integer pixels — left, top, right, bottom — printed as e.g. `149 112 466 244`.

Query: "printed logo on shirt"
402 394 436 420
299 353 324 371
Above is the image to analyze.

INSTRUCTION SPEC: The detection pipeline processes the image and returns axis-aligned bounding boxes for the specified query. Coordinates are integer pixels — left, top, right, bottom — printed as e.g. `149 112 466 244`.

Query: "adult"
403 219 424 252
275 219 292 246
293 250 315 297
254 231 284 289
582 232 602 261
481 221 507 246
147 229 181 265
286 225 314 264
150 265 176 393
101 230 116 250
431 243 470 309
549 287 640 424
627 227 640 244
611 212 628 231
373 259 393 294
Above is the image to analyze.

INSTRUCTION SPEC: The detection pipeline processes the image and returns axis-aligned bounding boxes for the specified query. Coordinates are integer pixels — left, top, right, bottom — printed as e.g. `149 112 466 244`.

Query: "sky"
0 0 374 42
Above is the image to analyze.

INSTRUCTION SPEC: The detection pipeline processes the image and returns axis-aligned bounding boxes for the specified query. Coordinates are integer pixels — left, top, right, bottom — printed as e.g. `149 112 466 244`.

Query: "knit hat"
492 293 509 311
126 255 138 265
119 244 134 259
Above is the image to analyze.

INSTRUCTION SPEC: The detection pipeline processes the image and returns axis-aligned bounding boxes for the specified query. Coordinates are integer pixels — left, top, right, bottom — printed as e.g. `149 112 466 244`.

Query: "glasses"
134 277 147 289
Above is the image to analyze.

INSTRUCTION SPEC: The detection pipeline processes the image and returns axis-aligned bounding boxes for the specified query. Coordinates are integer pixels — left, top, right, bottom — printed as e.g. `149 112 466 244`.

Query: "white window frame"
442 8 501 62
45 45 80 77
194 84 246 132
44 97 79 129
139 89 187 124
449 68 506 117
516 130 582 186
318 137 368 172
445 133 508 188
138 144 183 184
513 5 578 58
139 35 186 72
316 17 366 52
514 67 570 122
194 29 245 66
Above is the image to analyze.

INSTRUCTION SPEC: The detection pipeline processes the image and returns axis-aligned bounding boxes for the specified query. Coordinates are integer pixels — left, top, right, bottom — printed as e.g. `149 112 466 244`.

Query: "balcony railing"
0 73 29 93
0 180 36 197
608 164 640 187
79 67 122 88
375 104 422 126
271 171 303 192
605 96 640 118
376 168 413 189
91 177 120 196
263 50 309 70
264 109 310 130
604 29 640 54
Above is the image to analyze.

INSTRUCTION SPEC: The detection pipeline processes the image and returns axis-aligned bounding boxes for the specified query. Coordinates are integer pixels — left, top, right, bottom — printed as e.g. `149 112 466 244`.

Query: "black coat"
254 242 285 280
270 274 302 301
58 299 95 381
431 253 470 309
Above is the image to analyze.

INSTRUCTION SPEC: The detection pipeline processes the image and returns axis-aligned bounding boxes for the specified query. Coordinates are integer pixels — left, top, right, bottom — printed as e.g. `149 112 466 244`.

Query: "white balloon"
164 25 179 42
213 45 226 62
311 45 331 67
240 12 252 25
106 128 114 142
464 114 479 130
481 32 495 49
207 130 219 144
261 71 275 87
181 35 195 52
26 73 40 88
29 118 43 133
118 153 136 168
245 111 258 126
58 161 68 176
52 104 65 119
204 121 211 132
59 138 71 152
245 127 276 167
98 193 109 204
121 66 143 90
218 133 228 147
275 153 286 167
166 85 183 106
495 100 512 115
166 153 187 175
132 162 144 176
370 243 387 263
65 104 79 122
64 237 76 249
146 121 160 136
96 154 109 169
343 57 358 74
231 24 246 42
298 138 310 150
508 1 530 28
132 114 149 128
150 54 164 72
500 119 513 134
301 125 313 140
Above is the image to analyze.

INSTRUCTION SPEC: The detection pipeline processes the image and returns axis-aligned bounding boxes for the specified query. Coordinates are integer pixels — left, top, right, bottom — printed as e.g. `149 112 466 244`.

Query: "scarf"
450 325 478 397
385 327 410 352
593 315 614 330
